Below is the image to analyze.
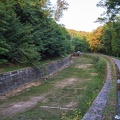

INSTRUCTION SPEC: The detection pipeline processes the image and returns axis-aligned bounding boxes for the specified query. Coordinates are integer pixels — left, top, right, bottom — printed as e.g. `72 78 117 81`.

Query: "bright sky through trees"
50 0 104 32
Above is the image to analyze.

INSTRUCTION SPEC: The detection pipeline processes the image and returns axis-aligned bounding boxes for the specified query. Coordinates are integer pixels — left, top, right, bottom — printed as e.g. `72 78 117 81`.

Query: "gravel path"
112 58 120 70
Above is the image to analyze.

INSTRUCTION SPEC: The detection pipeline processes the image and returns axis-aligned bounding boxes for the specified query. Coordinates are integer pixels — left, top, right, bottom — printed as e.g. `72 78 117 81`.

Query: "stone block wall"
0 57 71 94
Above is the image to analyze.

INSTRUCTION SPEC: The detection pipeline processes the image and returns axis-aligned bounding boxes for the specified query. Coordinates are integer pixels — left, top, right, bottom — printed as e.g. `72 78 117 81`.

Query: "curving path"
112 58 120 70
82 58 112 120
112 57 120 120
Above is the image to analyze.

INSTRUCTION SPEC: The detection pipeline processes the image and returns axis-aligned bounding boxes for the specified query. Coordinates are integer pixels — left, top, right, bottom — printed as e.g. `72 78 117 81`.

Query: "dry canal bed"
0 56 105 120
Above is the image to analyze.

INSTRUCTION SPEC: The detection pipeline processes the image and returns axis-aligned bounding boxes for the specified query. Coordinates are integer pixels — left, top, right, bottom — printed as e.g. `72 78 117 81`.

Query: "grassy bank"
62 54 107 119
102 55 116 120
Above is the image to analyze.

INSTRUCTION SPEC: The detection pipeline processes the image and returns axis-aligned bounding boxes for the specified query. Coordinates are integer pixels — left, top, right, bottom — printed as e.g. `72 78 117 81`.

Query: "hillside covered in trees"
89 0 120 56
0 0 120 66
68 17 120 57
67 29 90 52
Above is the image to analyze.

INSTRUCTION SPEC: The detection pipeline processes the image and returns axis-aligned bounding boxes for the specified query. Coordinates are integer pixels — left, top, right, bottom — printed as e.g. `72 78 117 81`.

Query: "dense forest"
0 0 120 66
0 0 72 65
67 29 90 52
68 17 120 57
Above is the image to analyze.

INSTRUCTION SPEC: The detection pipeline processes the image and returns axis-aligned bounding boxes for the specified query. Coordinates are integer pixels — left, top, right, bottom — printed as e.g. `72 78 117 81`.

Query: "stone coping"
0 56 71 95
82 60 112 120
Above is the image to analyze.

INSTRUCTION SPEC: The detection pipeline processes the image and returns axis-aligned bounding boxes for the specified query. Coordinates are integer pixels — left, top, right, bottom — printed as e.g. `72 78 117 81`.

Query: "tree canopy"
94 0 120 56
88 18 120 57
67 29 90 52
0 0 71 65
53 0 68 21
97 0 120 22
1 0 120 65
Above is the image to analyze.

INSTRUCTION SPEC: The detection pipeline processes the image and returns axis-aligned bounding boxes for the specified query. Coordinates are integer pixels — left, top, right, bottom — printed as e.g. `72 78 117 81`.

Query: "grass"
62 54 107 119
111 55 120 60
0 55 69 73
0 63 27 73
101 55 117 120
0 55 107 120
104 54 120 60
84 54 117 119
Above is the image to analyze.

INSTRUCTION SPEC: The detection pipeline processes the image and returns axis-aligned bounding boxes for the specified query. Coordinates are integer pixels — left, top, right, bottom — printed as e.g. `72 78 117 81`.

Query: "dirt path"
0 94 46 116
0 77 82 118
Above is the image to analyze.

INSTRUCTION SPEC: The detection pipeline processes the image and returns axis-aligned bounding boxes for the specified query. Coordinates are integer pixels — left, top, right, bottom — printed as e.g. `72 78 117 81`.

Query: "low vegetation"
62 54 107 119
102 56 117 120
0 55 68 73
0 55 107 120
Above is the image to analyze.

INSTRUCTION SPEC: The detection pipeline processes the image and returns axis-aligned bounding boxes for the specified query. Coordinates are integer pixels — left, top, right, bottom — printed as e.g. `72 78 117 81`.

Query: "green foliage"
67 29 90 52
101 24 112 55
99 19 120 57
88 18 120 57
97 0 120 22
72 37 89 52
96 0 120 57
61 110 82 120
53 0 68 21
61 55 106 120
0 0 72 65
111 20 120 57
0 37 9 64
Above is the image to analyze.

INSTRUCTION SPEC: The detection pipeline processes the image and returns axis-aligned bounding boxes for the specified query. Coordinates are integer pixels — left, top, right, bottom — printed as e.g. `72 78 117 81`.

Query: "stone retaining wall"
82 56 112 120
0 57 71 95
112 58 120 120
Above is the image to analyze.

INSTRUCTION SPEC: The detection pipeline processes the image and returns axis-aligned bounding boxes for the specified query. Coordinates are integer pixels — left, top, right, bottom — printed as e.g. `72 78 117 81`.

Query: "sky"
50 0 105 32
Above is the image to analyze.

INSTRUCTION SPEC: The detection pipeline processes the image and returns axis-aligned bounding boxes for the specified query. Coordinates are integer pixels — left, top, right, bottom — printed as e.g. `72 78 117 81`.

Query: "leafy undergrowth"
0 55 107 120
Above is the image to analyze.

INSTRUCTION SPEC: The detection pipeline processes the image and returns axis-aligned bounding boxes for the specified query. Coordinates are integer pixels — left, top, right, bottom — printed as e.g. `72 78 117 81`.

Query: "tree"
0 0 72 65
97 0 120 22
101 24 112 55
72 37 89 52
89 27 104 53
67 29 90 52
53 0 68 21
99 18 120 56
0 38 10 64
97 0 120 57
0 1 40 64
111 20 120 57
